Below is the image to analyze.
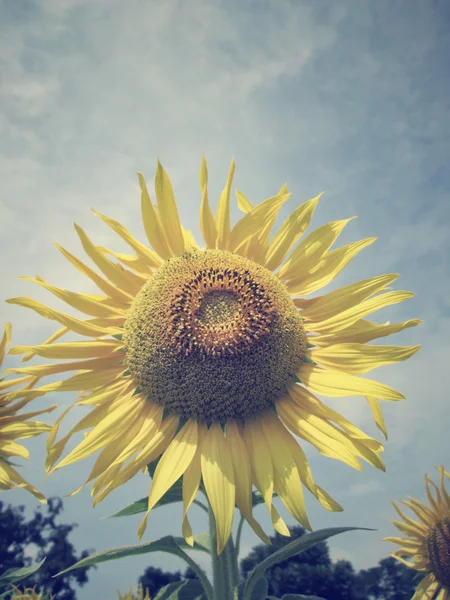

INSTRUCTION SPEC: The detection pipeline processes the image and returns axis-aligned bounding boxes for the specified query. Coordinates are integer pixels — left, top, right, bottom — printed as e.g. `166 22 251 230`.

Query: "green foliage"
152 580 206 600
241 526 365 599
241 526 372 600
356 556 425 600
0 498 94 600
54 535 213 600
0 562 46 588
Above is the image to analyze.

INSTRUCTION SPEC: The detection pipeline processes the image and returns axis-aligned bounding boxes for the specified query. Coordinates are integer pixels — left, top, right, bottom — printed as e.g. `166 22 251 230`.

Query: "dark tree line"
1 499 423 599
0 498 95 600
139 526 423 600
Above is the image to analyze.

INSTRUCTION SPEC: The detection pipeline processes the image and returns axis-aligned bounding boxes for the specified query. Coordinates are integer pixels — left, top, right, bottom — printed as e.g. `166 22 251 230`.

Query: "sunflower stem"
208 503 236 600
234 513 245 560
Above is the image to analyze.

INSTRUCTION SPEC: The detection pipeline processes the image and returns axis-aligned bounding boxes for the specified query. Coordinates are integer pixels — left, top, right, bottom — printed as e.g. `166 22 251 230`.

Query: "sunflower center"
123 249 306 422
197 290 240 325
427 516 450 588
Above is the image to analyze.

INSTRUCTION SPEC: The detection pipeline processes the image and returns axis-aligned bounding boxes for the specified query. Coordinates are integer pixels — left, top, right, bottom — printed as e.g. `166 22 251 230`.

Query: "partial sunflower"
0 323 56 502
5 157 420 553
385 467 450 600
117 584 151 600
4 585 54 600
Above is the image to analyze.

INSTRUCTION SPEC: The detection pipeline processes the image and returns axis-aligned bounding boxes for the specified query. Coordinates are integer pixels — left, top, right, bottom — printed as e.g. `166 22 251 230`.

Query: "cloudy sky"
1 0 449 598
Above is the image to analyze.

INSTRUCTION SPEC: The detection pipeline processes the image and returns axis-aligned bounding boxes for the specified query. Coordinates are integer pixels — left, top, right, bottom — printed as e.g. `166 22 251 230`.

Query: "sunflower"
5 158 420 553
0 323 55 502
384 467 450 600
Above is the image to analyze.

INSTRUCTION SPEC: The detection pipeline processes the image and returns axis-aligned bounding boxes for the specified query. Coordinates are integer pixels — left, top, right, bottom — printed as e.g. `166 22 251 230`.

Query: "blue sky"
1 0 449 598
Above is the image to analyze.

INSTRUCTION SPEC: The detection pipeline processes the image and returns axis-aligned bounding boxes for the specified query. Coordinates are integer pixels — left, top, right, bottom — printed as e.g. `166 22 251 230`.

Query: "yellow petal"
226 421 270 545
391 503 428 538
410 575 439 600
276 398 362 470
46 391 126 471
74 224 139 293
147 419 198 512
9 340 121 360
300 274 399 322
0 404 56 429
9 368 124 402
310 343 420 374
260 412 311 530
182 450 202 546
5 297 122 338
297 364 405 401
236 185 288 264
0 322 12 366
308 291 415 335
400 498 435 527
154 161 185 256
270 505 291 537
229 191 291 254
288 384 383 448
51 394 143 471
278 218 356 280
0 440 29 459
236 189 253 213
89 405 162 497
313 318 422 347
0 375 34 394
96 246 154 276
1 421 52 439
287 238 377 295
200 422 235 554
5 355 121 378
199 155 217 249
81 420 148 498
20 327 69 363
55 244 132 305
181 226 199 251
138 173 172 260
216 160 236 250
94 414 178 507
91 209 162 268
264 193 322 271
0 461 47 503
242 418 274 516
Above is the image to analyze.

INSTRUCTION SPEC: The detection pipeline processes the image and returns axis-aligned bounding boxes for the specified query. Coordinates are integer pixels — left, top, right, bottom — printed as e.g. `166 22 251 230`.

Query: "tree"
138 566 196 597
240 526 365 599
0 497 96 600
356 556 425 600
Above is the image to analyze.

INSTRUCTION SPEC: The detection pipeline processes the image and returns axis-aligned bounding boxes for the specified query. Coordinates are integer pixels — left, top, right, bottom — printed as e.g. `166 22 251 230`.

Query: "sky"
1 0 450 598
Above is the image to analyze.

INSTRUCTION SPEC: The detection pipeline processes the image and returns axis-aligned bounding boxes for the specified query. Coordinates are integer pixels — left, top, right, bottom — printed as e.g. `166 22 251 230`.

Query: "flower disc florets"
427 516 450 588
124 249 306 422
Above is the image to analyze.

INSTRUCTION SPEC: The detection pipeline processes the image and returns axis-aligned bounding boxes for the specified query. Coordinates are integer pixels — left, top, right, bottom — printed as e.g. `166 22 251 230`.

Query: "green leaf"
105 497 148 518
0 559 46 586
243 527 375 600
172 535 210 554
106 485 183 519
54 536 191 576
112 334 123 340
53 536 214 600
153 579 206 600
191 532 211 552
238 577 268 600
